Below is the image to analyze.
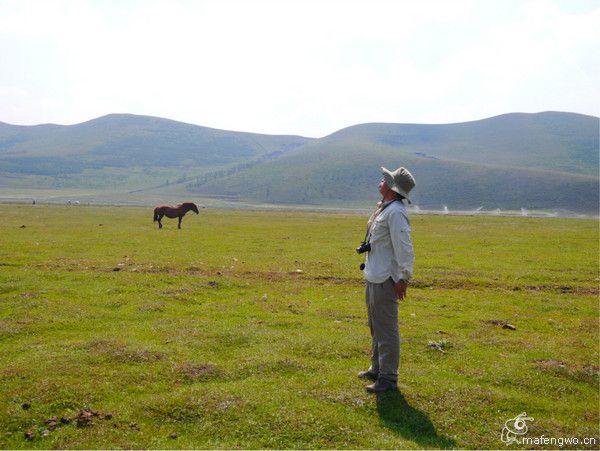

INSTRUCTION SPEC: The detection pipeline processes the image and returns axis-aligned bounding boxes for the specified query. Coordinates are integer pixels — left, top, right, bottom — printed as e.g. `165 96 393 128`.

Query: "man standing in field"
358 166 415 393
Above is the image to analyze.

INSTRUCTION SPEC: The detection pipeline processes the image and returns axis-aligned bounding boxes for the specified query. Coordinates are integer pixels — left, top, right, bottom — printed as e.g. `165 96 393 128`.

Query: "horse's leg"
178 216 182 229
158 213 163 229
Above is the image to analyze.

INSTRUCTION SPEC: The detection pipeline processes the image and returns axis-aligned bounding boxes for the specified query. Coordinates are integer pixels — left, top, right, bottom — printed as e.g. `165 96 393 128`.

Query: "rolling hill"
190 112 599 212
322 112 598 176
0 112 598 212
0 114 312 190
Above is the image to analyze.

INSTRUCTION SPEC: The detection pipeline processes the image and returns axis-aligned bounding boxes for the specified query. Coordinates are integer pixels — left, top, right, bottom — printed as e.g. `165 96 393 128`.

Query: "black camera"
356 241 371 254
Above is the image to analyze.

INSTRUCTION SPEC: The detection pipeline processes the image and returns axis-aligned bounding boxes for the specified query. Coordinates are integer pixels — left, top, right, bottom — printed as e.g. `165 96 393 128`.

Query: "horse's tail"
153 208 158 222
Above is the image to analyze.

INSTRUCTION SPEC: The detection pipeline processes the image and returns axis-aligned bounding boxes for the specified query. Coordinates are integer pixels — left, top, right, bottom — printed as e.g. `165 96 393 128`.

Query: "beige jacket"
364 201 414 283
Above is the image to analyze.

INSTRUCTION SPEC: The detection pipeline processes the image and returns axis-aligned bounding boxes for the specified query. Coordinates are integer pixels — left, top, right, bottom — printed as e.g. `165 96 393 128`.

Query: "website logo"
501 412 534 445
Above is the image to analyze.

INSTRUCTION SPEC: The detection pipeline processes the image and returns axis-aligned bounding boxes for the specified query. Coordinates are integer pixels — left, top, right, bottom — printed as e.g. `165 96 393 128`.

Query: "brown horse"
153 202 200 229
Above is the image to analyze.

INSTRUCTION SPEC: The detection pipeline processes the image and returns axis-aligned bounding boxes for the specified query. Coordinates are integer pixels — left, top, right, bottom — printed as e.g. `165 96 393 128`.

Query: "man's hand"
394 280 408 301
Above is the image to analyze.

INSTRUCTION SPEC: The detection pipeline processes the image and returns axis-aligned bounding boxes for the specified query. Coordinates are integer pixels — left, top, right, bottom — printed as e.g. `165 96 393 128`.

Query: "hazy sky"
1 0 598 136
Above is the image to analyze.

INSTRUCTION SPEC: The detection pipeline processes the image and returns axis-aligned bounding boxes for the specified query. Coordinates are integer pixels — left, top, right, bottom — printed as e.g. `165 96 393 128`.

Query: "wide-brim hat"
382 166 416 200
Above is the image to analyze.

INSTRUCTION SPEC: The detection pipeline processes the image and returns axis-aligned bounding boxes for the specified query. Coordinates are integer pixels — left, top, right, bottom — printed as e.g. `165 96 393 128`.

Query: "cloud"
0 0 598 135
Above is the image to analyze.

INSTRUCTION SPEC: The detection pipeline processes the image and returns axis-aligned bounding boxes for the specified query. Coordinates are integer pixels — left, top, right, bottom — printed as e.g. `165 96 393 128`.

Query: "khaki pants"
365 278 399 382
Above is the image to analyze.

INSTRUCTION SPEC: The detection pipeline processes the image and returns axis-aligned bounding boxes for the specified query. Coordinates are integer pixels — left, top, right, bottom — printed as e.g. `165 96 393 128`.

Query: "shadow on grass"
376 390 456 449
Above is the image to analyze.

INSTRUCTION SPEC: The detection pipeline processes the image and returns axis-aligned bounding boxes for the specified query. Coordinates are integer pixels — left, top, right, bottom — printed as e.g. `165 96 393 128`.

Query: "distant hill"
190 112 599 212
0 114 312 189
324 112 598 176
0 112 597 212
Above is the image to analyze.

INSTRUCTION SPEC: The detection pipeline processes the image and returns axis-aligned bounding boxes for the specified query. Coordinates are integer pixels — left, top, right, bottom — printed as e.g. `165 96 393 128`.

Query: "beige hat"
381 166 416 200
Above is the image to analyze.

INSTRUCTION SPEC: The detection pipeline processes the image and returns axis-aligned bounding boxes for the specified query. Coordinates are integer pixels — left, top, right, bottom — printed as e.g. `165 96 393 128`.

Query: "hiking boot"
357 370 378 381
366 378 397 393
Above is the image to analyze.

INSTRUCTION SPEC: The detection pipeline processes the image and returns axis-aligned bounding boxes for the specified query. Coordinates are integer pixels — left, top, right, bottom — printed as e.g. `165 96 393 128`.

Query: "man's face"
379 178 391 196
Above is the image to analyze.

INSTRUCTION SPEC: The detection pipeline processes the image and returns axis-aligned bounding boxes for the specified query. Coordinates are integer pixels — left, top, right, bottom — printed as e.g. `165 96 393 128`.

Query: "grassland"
0 205 598 449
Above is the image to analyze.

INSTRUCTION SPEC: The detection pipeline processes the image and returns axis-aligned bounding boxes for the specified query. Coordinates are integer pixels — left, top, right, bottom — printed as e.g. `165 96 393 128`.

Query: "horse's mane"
180 202 196 208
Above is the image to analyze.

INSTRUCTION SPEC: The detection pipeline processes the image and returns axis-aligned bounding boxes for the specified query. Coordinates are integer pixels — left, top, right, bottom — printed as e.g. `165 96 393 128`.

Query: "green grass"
0 205 598 449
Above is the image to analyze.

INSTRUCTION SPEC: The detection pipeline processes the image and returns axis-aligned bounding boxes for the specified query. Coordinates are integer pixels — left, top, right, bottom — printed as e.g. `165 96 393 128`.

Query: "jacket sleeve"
388 209 414 281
